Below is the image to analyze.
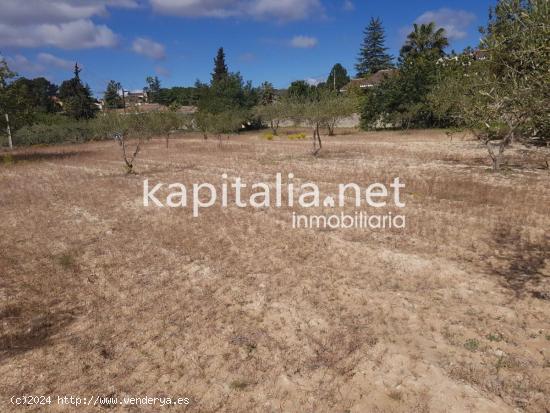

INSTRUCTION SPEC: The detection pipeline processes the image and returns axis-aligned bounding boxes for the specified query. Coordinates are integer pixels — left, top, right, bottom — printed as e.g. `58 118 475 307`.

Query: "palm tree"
400 22 449 60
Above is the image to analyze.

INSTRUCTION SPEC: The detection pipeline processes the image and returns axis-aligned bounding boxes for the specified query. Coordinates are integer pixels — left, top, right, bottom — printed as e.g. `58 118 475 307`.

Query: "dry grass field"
1 129 549 412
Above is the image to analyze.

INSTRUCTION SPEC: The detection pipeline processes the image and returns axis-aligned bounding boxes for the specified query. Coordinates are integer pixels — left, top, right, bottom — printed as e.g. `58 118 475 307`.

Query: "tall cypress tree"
212 47 228 84
355 17 393 77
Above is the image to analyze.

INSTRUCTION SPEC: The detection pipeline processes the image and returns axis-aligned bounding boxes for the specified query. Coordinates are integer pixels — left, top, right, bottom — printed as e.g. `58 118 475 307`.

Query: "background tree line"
2 0 547 162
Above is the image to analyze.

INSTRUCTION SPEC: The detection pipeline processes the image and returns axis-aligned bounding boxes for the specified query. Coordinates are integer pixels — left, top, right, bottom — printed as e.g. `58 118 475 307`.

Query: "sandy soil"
1 130 549 412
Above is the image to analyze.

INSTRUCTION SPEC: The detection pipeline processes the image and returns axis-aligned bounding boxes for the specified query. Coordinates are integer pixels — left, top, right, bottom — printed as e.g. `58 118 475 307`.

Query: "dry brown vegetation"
1 129 549 412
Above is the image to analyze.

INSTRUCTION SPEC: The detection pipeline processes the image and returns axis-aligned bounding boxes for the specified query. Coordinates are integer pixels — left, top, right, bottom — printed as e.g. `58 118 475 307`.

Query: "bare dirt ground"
1 129 549 412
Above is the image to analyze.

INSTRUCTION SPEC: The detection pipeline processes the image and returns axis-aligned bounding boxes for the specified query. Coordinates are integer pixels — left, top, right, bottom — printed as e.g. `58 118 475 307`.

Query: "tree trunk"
5 113 13 150
328 121 335 136
487 140 506 171
312 123 322 156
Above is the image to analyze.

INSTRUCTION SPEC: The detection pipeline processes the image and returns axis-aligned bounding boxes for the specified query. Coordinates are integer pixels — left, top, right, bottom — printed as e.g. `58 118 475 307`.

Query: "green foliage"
287 133 307 140
356 17 394 77
14 120 102 146
10 111 188 147
319 92 358 135
360 23 449 130
194 109 248 137
326 64 351 92
0 56 16 89
254 99 289 135
197 72 258 114
6 77 58 113
58 69 98 120
145 76 161 103
464 338 480 352
212 47 229 84
156 87 198 107
259 81 277 105
104 80 124 109
196 49 258 131
287 80 317 101
428 0 549 143
0 63 60 133
399 22 449 62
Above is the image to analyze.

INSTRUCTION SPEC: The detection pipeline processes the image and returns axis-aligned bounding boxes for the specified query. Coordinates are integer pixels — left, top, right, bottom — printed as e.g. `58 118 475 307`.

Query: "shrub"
13 121 103 146
287 133 307 140
262 132 274 140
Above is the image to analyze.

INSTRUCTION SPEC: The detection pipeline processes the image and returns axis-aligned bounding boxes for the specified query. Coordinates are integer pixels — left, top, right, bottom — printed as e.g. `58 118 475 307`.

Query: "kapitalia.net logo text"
143 173 406 228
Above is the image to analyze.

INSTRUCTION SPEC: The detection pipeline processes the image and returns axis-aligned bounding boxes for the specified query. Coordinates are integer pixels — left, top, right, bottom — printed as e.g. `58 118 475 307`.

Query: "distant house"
125 91 148 106
340 69 397 92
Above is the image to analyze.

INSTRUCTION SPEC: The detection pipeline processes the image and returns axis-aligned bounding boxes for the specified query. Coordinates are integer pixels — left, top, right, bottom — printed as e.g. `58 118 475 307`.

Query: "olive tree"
254 100 287 135
194 109 246 145
321 93 357 136
429 0 549 170
148 111 186 148
97 111 155 174
209 110 247 147
286 90 356 155
286 97 326 156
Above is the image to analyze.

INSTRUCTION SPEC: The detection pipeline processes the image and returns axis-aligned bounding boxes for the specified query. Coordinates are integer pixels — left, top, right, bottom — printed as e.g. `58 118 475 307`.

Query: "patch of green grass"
464 338 480 352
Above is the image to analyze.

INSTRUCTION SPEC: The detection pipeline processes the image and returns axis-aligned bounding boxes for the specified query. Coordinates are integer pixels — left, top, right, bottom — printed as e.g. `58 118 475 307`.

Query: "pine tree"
73 62 82 81
212 47 228 84
59 63 97 119
356 17 393 77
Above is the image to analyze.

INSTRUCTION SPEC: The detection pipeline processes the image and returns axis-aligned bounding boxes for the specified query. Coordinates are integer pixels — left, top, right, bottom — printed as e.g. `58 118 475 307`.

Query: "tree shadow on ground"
486 226 549 300
0 305 75 362
2 150 88 163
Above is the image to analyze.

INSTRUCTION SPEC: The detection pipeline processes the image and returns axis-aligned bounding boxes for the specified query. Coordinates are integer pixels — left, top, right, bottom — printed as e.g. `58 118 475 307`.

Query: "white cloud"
150 0 322 22
4 52 80 77
343 1 354 11
415 8 476 40
37 53 74 70
290 35 318 48
132 37 166 59
5 54 44 73
305 76 324 86
0 20 118 49
0 0 133 49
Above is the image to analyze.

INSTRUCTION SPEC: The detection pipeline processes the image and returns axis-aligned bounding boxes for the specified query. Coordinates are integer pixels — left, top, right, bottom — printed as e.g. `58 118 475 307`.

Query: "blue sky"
0 0 495 96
